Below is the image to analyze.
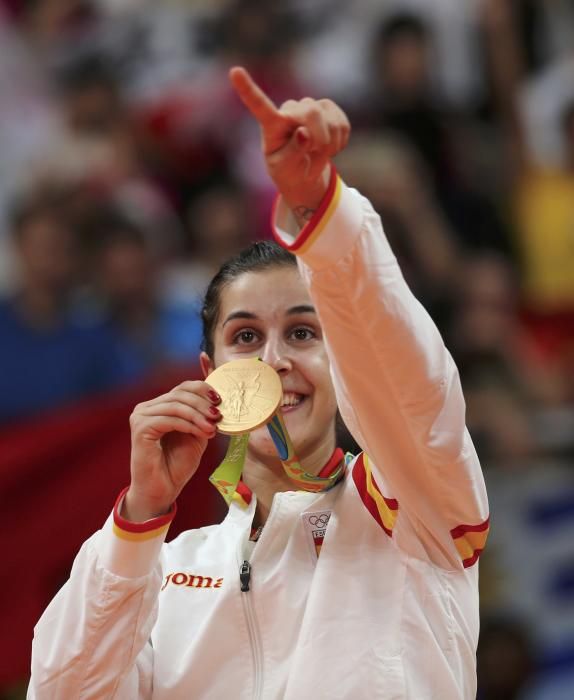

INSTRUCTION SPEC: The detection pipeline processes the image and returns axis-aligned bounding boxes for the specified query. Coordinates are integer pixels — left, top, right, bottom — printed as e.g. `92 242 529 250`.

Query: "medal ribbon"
209 410 346 506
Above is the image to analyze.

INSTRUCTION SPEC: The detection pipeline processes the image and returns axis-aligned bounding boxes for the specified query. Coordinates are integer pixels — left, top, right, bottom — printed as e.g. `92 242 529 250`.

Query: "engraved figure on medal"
223 371 261 421
206 359 282 434
220 368 271 428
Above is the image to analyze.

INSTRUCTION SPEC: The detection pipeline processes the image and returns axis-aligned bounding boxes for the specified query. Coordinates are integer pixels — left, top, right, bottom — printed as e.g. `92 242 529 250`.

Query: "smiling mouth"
280 392 306 412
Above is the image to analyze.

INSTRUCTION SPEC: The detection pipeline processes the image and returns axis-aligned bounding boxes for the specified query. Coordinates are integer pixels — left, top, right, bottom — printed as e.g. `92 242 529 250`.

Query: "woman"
29 68 489 699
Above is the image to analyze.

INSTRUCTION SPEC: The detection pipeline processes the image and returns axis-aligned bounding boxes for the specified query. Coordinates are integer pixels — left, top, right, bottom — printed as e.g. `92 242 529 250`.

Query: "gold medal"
206 358 282 435
207 357 346 506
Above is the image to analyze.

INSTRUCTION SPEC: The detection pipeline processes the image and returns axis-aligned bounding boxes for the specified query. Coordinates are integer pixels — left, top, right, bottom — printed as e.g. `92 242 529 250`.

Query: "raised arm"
231 67 489 570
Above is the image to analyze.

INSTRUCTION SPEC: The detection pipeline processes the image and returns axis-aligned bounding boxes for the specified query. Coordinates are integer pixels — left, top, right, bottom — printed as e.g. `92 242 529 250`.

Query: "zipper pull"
240 560 251 592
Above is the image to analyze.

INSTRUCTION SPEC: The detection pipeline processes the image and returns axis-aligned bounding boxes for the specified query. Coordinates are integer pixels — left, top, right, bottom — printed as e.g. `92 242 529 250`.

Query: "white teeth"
281 393 303 407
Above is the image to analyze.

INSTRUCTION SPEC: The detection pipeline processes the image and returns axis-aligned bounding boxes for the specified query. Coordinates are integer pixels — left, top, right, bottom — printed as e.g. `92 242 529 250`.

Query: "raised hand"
229 66 350 216
123 382 221 521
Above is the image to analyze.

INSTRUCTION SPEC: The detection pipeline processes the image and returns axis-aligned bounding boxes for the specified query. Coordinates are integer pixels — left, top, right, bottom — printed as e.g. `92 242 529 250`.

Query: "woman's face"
201 267 338 463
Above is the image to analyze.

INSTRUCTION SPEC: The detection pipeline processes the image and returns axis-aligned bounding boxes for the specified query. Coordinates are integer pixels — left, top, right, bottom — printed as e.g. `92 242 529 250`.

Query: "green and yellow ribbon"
209 410 345 506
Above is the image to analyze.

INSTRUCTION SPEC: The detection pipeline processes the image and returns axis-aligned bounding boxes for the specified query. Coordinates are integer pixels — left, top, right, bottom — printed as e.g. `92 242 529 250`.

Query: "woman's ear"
199 351 214 379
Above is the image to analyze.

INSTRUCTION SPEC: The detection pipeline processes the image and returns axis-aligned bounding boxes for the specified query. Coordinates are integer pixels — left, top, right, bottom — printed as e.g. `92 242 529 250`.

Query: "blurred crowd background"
0 0 573 698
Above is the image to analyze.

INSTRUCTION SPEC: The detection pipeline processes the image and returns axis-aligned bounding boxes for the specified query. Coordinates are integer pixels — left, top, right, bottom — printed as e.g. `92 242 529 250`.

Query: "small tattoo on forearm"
293 206 316 224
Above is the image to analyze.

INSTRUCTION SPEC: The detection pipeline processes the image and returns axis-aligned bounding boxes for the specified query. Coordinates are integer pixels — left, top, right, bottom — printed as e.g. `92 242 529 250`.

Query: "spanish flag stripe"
354 460 391 536
450 518 490 568
364 458 399 533
352 454 395 537
112 486 176 538
452 531 489 562
453 536 478 562
462 550 483 568
458 528 489 552
363 455 399 511
271 164 341 255
294 177 342 255
450 518 490 538
113 522 170 542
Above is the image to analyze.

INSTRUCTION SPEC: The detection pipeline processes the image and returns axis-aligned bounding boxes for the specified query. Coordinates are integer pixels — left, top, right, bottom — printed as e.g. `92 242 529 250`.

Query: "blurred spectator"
449 250 574 462
450 253 536 462
294 0 486 111
336 133 457 327
0 188 121 424
28 52 184 260
364 12 453 189
89 213 203 382
359 8 509 253
163 182 253 308
0 7 62 293
482 0 574 394
216 0 300 74
35 54 143 190
512 0 574 74
11 0 101 63
214 0 308 230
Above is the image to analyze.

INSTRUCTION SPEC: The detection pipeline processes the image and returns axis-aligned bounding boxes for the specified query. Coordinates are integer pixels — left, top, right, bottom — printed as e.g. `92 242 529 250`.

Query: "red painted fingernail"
208 390 220 403
296 129 309 146
209 406 221 417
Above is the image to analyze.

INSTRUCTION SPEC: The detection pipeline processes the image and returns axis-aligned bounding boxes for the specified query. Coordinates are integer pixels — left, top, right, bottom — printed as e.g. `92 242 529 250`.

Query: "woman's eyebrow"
223 311 258 327
223 306 315 327
286 305 316 316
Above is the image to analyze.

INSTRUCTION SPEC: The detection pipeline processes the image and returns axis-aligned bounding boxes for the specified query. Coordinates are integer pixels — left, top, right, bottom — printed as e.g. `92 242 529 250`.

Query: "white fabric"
29 183 488 699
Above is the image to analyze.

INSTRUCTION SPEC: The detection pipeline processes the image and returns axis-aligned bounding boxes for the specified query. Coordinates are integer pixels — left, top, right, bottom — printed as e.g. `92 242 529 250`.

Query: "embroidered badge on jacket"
301 510 332 561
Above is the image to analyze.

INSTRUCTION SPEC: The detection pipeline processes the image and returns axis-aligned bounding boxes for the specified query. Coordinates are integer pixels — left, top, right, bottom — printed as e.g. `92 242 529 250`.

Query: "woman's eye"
234 330 258 345
290 327 315 341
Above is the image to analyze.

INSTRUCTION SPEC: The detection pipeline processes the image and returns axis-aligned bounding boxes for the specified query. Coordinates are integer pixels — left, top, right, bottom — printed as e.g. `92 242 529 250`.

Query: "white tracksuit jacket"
29 169 489 700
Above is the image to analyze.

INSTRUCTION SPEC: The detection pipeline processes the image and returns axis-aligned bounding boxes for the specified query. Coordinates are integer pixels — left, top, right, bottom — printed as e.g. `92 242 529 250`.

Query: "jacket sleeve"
28 491 175 699
272 166 489 570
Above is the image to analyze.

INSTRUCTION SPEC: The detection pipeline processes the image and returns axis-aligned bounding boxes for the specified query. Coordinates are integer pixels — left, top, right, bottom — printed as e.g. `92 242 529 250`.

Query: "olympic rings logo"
309 513 330 528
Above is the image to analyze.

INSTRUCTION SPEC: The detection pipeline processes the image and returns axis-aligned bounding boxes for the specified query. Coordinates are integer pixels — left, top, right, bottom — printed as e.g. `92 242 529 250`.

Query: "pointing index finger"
229 66 281 127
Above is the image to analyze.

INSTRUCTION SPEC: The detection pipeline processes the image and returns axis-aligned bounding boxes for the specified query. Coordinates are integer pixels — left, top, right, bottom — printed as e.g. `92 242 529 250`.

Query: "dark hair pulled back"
201 240 297 358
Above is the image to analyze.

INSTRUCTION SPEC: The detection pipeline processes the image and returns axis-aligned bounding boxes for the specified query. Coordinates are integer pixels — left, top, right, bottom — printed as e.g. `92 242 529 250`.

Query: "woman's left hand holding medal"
122 381 222 522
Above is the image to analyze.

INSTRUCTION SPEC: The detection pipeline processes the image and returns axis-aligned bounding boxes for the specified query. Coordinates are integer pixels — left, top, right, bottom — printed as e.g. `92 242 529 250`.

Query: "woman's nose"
260 340 292 374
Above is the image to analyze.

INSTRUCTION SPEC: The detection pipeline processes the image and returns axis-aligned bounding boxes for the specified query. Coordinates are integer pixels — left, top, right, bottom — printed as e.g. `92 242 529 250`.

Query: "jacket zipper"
239 559 263 699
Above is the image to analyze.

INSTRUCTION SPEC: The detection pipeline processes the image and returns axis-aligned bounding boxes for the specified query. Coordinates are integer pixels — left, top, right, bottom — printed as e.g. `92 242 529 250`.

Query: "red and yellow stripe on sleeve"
450 519 490 568
272 163 342 255
352 453 399 537
112 486 176 542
